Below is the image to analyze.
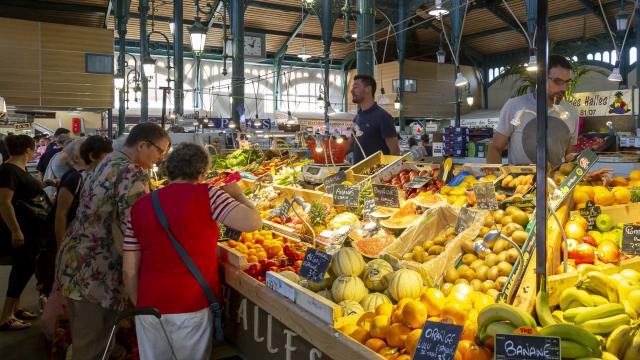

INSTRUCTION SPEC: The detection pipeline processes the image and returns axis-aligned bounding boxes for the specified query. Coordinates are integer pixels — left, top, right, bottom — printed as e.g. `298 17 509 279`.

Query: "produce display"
379 168 443 200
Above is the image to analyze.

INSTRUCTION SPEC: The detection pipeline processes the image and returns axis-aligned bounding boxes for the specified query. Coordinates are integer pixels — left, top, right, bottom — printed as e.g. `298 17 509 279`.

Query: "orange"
473 293 495 312
404 329 422 356
573 189 591 205
441 300 469 325
449 284 476 305
402 301 428 329
612 186 631 204
611 176 628 187
630 170 640 181
339 324 358 336
454 351 463 360
376 303 394 317
246 255 258 263
576 185 595 201
569 215 588 231
386 323 411 348
420 288 446 316
397 355 411 360
463 345 492 360
594 188 615 206
364 338 387 352
378 347 399 360
396 298 413 312
457 340 475 359
575 202 587 210
460 320 477 341
369 315 391 340
564 221 586 240
350 326 370 344
427 316 441 322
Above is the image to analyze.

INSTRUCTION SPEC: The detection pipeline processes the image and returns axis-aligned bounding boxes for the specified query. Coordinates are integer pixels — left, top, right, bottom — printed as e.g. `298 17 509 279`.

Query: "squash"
339 300 365 316
362 259 394 291
331 247 365 277
388 269 423 302
360 292 392 312
317 289 333 302
331 275 369 303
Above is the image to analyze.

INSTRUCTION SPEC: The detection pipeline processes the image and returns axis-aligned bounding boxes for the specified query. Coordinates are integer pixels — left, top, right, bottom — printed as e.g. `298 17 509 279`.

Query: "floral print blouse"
56 151 149 310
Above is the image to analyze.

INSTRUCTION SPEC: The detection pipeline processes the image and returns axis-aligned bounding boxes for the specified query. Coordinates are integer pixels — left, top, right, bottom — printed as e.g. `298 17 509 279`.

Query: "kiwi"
461 240 475 254
504 248 520 263
505 206 519 216
493 239 508 254
470 259 485 270
502 223 524 237
476 265 490 281
413 245 425 256
493 209 505 224
428 245 445 256
511 230 528 246
497 252 508 263
444 268 459 283
470 279 483 292
432 235 446 246
487 266 499 281
484 253 499 267
497 261 513 276
483 212 495 227
479 226 490 237
423 240 435 249
481 280 496 293
458 264 471 273
455 278 469 285
459 268 477 281
511 209 530 228
500 215 513 226
495 276 508 291
462 253 478 265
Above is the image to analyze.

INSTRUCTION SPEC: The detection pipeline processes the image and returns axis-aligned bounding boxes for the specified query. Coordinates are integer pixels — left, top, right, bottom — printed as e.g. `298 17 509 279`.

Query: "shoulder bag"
151 190 224 341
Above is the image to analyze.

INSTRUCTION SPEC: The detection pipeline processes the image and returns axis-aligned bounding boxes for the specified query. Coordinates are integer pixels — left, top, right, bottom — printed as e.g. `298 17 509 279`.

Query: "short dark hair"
124 123 169 147
54 128 70 137
420 134 430 143
409 137 418 147
80 135 113 165
354 74 377 96
164 143 209 181
549 55 573 71
5 135 35 156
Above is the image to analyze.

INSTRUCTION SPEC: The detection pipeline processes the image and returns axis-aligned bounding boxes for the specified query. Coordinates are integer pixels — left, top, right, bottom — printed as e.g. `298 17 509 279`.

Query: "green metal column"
636 7 640 129
194 55 201 110
139 0 149 122
525 0 536 43
482 67 489 109
273 57 282 112
173 0 183 114
356 0 375 76
397 0 407 132
321 0 333 132
231 0 247 128
451 0 463 127
117 0 127 135
620 47 629 88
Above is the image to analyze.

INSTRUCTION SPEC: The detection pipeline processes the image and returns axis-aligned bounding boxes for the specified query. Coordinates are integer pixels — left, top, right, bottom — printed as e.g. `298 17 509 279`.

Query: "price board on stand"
298 248 332 283
473 182 498 210
579 201 601 231
373 184 400 208
323 171 347 193
332 185 360 207
622 224 640 255
412 321 463 360
494 334 561 360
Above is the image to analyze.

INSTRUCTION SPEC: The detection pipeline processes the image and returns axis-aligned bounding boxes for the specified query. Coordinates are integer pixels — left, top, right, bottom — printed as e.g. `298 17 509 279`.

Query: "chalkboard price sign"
333 184 360 207
413 321 463 360
221 226 242 240
323 171 347 193
406 176 432 189
363 197 377 218
622 224 640 255
298 248 332 283
494 334 561 360
373 184 400 208
455 207 478 234
579 202 601 231
473 182 498 210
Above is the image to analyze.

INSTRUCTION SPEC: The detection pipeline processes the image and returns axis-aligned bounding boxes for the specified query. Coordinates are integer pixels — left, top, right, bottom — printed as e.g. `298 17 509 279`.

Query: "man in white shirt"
487 55 579 167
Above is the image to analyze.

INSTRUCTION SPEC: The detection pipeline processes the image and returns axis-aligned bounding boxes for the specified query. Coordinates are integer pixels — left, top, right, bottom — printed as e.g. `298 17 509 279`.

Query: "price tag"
549 149 599 210
323 170 347 193
221 227 242 241
473 182 498 210
265 271 296 302
373 184 400 208
412 321 463 360
279 199 292 222
298 248 332 283
622 224 640 255
363 197 377 218
494 334 561 360
432 142 444 157
332 184 360 206
405 176 432 189
455 207 478 234
579 201 601 231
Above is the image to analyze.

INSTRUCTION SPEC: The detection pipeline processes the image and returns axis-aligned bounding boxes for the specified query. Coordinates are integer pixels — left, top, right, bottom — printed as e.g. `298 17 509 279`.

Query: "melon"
338 300 365 316
362 259 394 291
388 269 423 301
360 292 392 312
317 289 333 302
352 234 395 258
331 247 365 277
331 275 369 303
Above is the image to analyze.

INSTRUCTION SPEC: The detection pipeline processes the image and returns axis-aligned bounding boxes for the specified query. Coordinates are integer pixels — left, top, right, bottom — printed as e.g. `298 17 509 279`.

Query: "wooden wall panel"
41 22 113 53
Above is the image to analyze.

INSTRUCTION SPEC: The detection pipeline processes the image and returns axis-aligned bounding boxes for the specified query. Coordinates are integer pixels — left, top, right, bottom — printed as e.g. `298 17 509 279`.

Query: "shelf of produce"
222 263 384 360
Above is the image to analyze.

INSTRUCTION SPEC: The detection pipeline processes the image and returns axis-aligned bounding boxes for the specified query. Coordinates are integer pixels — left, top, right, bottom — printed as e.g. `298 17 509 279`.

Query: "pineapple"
309 201 327 227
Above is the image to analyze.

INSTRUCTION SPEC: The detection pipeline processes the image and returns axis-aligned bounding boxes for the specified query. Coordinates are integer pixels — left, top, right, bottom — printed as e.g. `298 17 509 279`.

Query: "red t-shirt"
124 183 239 314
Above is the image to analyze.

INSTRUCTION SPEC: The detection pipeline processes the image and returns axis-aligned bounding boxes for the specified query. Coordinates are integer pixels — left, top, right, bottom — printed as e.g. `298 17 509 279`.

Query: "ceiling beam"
207 0 224 29
576 0 609 30
483 0 529 44
105 0 113 29
276 12 311 57
426 22 484 64
0 0 107 14
126 12 349 43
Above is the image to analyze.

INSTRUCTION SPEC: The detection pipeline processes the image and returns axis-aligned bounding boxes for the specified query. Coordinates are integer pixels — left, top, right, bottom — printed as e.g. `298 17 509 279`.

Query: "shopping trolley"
101 307 177 360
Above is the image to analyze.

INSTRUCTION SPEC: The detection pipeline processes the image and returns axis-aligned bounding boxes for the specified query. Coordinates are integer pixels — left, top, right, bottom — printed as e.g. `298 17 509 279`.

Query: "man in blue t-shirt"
349 74 400 163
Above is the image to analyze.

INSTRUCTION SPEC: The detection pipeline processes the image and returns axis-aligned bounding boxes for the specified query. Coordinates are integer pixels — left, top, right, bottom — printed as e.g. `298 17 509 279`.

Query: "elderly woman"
56 123 170 359
43 136 74 198
123 142 261 360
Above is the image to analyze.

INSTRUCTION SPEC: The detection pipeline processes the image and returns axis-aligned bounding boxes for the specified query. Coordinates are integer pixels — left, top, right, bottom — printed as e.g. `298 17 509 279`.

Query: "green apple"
602 231 618 244
615 222 625 230
587 230 603 244
596 213 613 232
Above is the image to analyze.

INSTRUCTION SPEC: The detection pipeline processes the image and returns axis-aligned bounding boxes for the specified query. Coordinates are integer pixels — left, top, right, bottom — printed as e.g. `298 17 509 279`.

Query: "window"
500 67 505 74
630 47 637 65
489 68 495 82
587 53 594 60
611 50 618 65
392 79 417 92
594 52 602 61
603 51 610 64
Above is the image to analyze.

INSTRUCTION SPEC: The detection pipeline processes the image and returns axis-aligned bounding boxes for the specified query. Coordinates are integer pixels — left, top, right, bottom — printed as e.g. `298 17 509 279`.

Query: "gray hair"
165 142 210 181
62 137 86 167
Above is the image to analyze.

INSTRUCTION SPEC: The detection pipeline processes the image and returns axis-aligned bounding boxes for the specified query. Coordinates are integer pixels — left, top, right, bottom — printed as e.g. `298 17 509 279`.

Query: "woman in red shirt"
122 143 260 360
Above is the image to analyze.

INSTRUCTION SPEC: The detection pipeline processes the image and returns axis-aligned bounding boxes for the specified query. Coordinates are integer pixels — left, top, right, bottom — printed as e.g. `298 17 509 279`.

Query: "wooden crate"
348 151 406 176
217 243 250 270
569 202 640 224
314 171 366 192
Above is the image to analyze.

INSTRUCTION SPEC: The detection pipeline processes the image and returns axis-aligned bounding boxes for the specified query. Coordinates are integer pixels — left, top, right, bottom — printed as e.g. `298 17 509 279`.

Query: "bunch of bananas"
477 303 537 345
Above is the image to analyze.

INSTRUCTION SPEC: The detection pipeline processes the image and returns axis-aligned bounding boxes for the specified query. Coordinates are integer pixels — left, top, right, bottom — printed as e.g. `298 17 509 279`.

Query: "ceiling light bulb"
378 88 390 105
436 49 446 64
229 121 236 129
351 32 357 39
394 94 401 110
454 72 469 87
169 21 175 34
254 117 261 127
428 0 449 18
193 121 199 126
526 55 537 72
114 74 125 90
327 104 336 116
142 56 156 77
202 118 209 124
298 46 312 61
336 136 344 144
609 67 623 82
188 19 208 53
616 11 629 32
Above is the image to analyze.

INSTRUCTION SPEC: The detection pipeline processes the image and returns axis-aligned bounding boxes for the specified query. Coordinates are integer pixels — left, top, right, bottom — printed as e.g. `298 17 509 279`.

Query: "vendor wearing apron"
487 55 579 168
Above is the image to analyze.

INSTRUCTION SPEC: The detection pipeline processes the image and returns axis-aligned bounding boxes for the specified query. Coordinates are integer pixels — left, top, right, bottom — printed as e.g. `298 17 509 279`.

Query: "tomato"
245 263 263 278
566 238 580 259
574 243 596 264
265 260 279 268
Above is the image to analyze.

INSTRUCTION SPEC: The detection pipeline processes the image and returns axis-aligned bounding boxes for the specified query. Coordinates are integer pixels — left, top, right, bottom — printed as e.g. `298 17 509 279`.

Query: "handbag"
151 190 224 341
15 191 52 222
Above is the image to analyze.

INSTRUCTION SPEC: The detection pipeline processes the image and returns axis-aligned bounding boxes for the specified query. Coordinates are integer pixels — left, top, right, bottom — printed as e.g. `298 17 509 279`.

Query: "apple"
615 222 625 230
596 213 613 232
574 243 596 264
597 240 620 263
581 234 597 247
587 230 603 244
566 238 580 259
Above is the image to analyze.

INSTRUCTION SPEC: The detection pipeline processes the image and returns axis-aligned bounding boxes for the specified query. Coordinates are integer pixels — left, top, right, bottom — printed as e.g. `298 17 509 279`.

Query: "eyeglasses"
548 77 572 86
146 139 169 155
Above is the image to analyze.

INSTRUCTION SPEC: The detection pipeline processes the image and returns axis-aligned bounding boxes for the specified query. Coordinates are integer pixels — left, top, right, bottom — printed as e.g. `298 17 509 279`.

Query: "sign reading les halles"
568 89 634 117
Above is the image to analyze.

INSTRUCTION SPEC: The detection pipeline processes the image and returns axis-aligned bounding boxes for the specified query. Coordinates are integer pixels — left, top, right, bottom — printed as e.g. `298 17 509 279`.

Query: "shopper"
349 74 400 163
0 135 45 330
43 136 74 198
56 123 169 360
122 143 261 360
0 134 8 164
37 136 50 156
487 55 579 167
409 137 426 160
37 128 70 176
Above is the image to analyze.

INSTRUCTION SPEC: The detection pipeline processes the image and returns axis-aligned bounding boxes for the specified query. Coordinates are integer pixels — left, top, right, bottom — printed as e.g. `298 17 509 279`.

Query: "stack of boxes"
467 128 494 158
443 127 469 157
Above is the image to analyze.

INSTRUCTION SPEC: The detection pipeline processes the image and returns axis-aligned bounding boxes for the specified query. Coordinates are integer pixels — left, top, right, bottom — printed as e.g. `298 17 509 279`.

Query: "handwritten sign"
363 197 377 218
332 184 360 207
473 182 498 210
494 334 560 360
323 171 347 193
413 321 463 360
373 184 400 208
622 224 640 255
579 201 601 231
298 248 332 283
455 207 478 234
406 176 432 189
221 226 242 241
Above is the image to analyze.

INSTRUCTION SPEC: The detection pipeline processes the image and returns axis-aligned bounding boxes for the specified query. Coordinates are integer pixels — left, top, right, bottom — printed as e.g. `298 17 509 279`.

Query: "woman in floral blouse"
56 123 170 360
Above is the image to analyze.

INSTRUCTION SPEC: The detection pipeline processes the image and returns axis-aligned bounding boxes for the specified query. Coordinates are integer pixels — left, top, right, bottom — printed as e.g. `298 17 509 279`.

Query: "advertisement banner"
568 89 633 117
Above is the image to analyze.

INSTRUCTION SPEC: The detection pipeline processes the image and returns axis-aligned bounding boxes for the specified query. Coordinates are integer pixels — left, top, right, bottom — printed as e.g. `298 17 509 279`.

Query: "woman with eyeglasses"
56 123 170 360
